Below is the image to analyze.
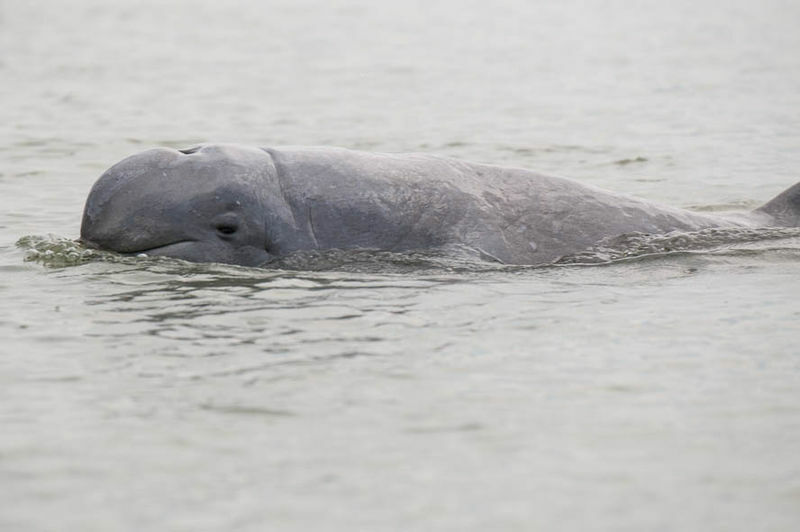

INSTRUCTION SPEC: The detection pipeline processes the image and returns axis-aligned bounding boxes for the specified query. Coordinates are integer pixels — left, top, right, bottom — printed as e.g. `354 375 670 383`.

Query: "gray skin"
80 143 800 266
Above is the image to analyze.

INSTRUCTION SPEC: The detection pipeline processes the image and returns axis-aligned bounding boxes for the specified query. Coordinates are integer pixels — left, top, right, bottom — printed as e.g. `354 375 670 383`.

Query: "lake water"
1 0 799 530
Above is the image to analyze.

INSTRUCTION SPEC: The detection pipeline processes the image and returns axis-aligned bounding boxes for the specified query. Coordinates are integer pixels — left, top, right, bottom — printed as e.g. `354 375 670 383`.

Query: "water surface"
1 1 799 531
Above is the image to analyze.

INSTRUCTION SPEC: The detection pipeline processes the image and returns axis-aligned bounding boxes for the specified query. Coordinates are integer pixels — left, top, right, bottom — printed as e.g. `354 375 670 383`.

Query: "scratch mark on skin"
262 147 301 229
307 206 320 249
473 246 505 263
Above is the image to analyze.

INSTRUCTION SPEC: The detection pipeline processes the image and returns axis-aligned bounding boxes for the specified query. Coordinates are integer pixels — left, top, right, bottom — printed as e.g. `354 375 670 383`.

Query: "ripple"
613 156 648 166
198 403 295 417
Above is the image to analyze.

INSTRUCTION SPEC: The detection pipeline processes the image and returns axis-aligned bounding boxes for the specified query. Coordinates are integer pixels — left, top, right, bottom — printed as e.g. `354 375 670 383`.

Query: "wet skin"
80 144 800 266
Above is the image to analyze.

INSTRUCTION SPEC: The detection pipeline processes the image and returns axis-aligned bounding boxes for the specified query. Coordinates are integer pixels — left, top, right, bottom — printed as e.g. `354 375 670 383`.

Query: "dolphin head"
81 144 291 266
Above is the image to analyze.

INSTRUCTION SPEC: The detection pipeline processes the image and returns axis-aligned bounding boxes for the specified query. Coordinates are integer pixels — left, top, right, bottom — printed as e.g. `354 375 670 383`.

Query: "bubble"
16 234 120 267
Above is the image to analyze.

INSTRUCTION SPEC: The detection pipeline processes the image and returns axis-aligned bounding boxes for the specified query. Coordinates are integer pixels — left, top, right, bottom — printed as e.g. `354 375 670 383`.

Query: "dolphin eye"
215 222 238 235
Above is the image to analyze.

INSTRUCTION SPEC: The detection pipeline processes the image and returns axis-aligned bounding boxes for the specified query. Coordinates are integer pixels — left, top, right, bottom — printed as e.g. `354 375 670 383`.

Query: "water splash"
16 235 273 278
17 235 104 267
17 227 800 273
262 246 519 274
554 227 800 265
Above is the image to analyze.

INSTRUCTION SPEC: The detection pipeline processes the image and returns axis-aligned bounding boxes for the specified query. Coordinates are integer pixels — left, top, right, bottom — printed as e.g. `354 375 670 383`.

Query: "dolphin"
80 144 800 266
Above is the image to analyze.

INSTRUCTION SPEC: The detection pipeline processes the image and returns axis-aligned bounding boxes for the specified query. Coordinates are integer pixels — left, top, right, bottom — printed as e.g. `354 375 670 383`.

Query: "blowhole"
178 146 202 155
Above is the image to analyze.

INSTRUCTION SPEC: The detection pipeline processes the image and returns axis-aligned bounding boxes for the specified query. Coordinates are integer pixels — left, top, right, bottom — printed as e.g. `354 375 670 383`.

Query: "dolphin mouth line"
122 240 198 256
79 238 196 255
